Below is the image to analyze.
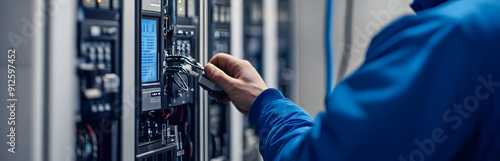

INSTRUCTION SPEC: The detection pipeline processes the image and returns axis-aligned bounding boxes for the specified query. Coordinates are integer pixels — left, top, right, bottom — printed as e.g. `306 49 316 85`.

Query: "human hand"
204 53 268 116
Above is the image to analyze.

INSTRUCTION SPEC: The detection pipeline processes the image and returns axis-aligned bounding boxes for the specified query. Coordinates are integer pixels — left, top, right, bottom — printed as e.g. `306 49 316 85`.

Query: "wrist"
249 88 285 126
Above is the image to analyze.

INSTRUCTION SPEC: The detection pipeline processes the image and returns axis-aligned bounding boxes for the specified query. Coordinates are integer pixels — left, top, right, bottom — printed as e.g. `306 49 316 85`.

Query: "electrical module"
207 0 232 160
136 0 202 160
75 0 123 160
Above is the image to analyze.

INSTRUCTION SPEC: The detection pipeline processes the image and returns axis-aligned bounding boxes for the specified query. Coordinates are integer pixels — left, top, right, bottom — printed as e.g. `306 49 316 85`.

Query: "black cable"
173 72 189 91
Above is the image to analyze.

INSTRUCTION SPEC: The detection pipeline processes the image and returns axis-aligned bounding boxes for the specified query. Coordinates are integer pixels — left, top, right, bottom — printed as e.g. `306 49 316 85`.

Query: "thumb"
204 63 236 91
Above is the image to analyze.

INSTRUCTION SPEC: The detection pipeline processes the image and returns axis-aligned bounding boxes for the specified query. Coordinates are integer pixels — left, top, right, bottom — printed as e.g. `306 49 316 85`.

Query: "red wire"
163 110 169 119
85 124 101 161
86 124 94 135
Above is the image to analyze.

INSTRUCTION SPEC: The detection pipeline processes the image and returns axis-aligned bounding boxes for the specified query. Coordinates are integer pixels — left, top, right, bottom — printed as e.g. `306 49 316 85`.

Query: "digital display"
141 19 158 83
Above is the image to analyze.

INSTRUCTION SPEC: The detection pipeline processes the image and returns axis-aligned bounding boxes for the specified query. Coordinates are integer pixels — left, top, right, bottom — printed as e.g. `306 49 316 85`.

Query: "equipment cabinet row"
72 0 294 161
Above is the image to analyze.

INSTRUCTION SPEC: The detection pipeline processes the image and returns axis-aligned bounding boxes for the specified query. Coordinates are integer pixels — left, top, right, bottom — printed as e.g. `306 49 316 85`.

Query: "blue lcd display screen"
141 19 158 83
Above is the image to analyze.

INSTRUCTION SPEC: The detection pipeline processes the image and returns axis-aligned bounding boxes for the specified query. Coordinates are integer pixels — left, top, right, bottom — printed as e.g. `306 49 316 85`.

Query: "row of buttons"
82 0 120 10
212 5 231 23
177 29 195 36
90 101 112 112
80 42 112 71
176 40 192 56
214 30 230 39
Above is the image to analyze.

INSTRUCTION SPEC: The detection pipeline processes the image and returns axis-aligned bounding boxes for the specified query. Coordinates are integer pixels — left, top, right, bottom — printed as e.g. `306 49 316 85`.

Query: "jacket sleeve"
249 13 481 161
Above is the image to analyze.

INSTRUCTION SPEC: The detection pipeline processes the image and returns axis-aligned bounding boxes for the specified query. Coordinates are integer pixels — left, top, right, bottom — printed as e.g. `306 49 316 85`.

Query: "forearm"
249 88 314 161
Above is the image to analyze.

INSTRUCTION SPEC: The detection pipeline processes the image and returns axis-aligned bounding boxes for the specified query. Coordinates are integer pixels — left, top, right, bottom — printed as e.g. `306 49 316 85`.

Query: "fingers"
208 53 243 77
204 63 237 92
205 53 266 116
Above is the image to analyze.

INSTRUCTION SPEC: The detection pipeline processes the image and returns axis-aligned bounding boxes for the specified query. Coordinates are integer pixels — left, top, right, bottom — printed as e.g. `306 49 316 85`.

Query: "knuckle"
242 60 252 66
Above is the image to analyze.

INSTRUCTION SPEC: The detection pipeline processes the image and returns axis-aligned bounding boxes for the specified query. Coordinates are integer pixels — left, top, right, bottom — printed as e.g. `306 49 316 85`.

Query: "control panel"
136 0 201 160
76 0 123 161
278 0 295 99
243 0 263 76
208 0 231 160
4 0 299 160
242 0 264 160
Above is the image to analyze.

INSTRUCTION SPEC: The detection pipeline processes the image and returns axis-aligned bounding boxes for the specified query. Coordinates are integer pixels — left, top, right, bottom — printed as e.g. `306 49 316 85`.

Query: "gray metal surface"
229 0 244 160
0 0 46 160
141 87 162 111
46 0 77 160
121 0 136 161
142 0 161 13
199 0 208 160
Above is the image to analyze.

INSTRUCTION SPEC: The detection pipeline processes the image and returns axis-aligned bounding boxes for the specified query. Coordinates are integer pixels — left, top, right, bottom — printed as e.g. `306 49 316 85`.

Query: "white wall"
293 0 327 118
294 0 414 117
334 0 414 82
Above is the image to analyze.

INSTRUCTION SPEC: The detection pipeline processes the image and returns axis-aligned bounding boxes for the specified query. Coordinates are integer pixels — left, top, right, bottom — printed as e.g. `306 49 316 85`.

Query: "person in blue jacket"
204 0 500 160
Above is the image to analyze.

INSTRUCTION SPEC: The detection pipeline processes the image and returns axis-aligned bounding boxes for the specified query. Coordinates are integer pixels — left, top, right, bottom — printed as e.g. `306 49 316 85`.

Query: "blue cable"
325 0 335 98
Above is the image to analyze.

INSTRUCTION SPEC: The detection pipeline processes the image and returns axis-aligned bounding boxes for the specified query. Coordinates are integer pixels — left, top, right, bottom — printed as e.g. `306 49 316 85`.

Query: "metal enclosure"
0 0 299 161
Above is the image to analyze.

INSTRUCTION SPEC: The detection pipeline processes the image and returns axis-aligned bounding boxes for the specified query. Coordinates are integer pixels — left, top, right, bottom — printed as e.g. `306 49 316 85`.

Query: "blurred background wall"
294 0 414 117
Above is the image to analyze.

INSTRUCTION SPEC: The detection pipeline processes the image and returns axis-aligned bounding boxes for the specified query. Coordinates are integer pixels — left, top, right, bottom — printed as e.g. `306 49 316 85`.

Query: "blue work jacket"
249 0 500 160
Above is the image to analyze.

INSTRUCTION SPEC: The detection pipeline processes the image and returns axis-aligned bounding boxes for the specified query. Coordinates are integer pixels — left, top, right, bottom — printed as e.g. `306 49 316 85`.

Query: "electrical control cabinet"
208 0 231 56
0 0 299 160
243 0 263 76
242 0 264 160
76 0 123 161
277 0 295 99
136 0 201 160
207 0 232 160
